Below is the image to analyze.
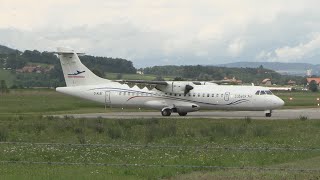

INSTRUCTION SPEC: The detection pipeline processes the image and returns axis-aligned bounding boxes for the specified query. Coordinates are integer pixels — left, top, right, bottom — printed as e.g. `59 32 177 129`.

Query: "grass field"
0 89 104 115
274 91 320 107
1 89 320 179
0 116 319 179
0 69 15 87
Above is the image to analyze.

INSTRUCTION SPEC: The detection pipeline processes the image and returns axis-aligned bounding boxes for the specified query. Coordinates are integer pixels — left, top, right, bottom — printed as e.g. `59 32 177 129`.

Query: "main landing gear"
161 109 172 116
161 109 188 116
178 112 188 116
265 110 272 117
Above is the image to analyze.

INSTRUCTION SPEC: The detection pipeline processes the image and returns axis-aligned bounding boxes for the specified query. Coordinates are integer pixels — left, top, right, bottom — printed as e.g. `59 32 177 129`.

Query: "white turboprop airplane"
55 47 284 117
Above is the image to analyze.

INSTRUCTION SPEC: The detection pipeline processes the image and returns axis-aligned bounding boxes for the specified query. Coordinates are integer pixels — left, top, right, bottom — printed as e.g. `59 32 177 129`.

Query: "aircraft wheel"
161 109 172 116
178 112 188 116
265 113 272 117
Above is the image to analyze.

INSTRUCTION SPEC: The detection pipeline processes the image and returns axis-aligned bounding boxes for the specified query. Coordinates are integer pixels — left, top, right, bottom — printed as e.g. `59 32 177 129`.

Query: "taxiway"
54 108 320 120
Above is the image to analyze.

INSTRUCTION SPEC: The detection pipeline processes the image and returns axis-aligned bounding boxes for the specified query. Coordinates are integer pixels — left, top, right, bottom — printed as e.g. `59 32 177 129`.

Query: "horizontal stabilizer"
53 47 85 55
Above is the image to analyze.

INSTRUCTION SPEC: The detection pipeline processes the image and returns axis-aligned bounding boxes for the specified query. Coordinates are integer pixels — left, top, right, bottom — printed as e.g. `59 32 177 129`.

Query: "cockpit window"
265 90 273 95
256 90 273 95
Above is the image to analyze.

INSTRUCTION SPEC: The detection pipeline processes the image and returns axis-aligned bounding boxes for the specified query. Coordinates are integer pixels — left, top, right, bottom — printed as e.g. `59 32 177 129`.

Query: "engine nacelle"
156 81 193 94
162 103 200 113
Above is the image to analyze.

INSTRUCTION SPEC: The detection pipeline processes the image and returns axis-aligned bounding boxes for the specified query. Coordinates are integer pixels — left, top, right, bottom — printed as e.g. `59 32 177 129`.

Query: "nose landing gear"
265 110 272 117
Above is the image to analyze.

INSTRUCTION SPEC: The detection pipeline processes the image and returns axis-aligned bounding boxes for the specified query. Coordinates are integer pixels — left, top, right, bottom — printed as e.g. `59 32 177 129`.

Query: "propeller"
184 84 194 96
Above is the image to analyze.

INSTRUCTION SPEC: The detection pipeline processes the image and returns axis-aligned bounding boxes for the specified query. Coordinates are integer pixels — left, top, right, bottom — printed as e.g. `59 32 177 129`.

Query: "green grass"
0 116 319 179
0 69 15 87
1 89 320 179
0 89 105 115
274 91 320 107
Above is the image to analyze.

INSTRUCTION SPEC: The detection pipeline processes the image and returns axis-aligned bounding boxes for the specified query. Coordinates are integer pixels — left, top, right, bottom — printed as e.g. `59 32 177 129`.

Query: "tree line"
0 50 136 87
0 49 309 88
2 50 136 73
143 65 307 85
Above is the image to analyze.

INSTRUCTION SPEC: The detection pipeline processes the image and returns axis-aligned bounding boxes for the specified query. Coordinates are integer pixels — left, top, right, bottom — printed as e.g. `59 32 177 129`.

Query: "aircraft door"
224 92 230 101
104 91 111 108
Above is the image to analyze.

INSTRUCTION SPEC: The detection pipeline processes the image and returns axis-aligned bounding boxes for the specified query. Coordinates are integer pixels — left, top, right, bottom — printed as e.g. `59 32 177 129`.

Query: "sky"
1 0 320 67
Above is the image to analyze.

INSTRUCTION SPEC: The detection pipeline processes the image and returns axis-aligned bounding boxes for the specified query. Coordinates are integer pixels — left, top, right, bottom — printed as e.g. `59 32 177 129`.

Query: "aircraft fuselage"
57 82 284 112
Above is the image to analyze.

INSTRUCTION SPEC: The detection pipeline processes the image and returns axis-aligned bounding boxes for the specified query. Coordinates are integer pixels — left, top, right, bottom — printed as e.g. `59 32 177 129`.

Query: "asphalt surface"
54 108 320 120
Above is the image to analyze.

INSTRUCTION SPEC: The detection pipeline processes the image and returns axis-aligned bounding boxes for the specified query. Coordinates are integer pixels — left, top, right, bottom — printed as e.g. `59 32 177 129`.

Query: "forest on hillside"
143 65 306 85
0 45 307 88
0 49 136 87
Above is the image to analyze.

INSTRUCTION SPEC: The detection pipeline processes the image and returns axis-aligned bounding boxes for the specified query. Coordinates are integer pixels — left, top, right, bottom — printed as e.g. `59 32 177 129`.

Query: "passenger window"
212 94 214 97
260 91 266 95
170 93 172 96
119 92 122 95
203 93 205 97
179 94 181 96
207 94 210 97
255 91 260 95
174 94 177 96
198 93 200 97
193 93 196 97
216 94 219 97
221 94 223 97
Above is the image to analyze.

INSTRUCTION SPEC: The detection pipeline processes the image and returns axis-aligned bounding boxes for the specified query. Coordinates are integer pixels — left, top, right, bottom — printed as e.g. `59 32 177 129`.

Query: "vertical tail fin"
56 47 110 87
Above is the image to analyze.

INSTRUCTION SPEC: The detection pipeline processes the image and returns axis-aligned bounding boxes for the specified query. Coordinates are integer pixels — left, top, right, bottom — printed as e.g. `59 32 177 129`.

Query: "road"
54 108 320 120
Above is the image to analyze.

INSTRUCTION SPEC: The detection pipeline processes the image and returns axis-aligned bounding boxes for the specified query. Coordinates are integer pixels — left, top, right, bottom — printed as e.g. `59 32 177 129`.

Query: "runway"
55 108 320 120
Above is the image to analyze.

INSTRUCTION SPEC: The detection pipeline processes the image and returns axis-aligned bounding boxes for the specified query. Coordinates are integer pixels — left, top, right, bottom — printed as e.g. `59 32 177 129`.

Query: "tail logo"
68 70 85 78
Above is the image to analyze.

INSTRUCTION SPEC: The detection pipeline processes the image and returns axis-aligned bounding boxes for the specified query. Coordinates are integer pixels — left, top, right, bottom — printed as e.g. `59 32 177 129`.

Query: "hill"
218 62 320 76
0 44 308 87
0 45 20 54
143 65 306 85
0 45 137 87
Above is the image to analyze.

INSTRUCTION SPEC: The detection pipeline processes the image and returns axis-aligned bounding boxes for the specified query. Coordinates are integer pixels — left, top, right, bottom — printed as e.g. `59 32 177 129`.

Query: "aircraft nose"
275 97 285 107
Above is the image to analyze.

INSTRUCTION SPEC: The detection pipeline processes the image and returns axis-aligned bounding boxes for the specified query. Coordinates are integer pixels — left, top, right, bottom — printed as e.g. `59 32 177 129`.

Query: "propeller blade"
184 85 194 96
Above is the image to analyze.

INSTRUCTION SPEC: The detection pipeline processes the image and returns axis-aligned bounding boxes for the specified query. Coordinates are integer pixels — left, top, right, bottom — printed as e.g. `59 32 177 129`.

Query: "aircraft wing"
115 80 168 85
115 80 168 90
115 80 193 95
